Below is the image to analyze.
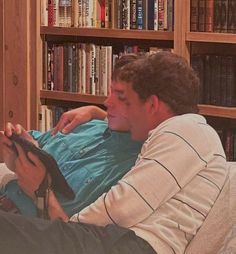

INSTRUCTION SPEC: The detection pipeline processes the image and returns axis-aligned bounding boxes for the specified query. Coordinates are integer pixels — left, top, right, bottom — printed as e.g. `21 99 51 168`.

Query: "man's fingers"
51 117 69 135
15 143 29 165
61 119 79 134
5 122 15 137
27 152 46 173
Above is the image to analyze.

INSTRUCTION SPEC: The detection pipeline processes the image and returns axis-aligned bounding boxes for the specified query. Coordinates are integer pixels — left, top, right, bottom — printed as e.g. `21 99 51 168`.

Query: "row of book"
44 42 172 95
38 105 236 161
41 0 174 31
190 0 236 33
191 54 236 107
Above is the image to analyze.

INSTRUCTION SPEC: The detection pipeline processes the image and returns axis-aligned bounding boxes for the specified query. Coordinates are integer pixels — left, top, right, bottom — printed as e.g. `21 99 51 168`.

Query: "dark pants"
0 210 156 254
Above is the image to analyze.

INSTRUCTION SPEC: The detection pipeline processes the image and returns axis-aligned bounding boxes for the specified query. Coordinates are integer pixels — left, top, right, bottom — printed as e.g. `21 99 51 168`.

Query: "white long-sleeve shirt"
70 114 228 254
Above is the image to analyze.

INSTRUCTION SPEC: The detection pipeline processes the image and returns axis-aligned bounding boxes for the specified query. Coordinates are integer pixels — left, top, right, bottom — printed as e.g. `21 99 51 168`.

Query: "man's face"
105 81 151 141
104 81 130 132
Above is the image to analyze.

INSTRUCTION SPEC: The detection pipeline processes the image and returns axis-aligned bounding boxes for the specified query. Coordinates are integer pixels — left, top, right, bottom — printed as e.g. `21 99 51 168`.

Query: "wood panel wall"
0 0 40 130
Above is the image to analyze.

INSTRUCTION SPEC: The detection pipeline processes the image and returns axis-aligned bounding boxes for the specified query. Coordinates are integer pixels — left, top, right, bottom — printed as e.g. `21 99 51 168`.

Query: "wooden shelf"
40 90 106 105
40 26 174 41
186 32 236 44
198 104 236 119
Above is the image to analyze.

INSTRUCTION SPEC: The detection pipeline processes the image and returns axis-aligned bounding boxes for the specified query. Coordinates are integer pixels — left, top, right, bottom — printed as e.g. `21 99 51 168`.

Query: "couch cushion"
185 162 236 254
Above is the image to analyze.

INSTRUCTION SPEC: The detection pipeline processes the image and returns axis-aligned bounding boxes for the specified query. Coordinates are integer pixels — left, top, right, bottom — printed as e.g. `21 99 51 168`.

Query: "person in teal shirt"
0 54 143 217
2 119 142 217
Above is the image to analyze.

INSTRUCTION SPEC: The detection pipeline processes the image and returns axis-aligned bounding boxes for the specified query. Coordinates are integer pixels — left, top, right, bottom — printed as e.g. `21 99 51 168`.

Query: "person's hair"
112 53 145 81
116 51 200 114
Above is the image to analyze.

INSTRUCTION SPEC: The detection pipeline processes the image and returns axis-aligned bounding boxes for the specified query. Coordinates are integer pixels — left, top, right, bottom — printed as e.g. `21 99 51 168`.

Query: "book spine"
167 0 173 31
227 0 235 33
111 0 118 28
72 43 78 92
148 0 155 30
122 0 130 30
220 0 228 33
78 0 83 27
72 0 79 27
48 0 55 26
158 0 165 31
100 0 106 28
154 0 158 30
198 0 206 32
90 44 96 95
41 0 48 26
130 0 137 29
190 0 199 31
137 0 143 29
191 54 205 104
214 0 222 32
205 0 214 32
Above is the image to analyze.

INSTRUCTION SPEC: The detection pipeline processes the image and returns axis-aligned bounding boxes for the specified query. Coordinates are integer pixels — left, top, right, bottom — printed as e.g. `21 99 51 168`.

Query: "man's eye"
118 96 126 102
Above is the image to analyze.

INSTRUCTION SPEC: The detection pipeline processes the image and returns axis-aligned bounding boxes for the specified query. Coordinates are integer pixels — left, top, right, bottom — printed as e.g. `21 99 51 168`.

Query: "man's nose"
104 95 113 108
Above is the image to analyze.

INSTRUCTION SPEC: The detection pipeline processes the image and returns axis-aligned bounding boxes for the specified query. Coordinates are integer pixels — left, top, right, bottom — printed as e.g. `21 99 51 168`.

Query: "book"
130 0 137 29
198 0 206 32
214 0 222 32
190 0 199 32
205 0 214 32
220 0 229 33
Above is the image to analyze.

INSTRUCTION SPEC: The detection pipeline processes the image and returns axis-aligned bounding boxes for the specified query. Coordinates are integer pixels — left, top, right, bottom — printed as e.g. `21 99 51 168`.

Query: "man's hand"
5 122 38 147
51 106 107 135
0 131 17 170
0 122 39 170
14 143 46 199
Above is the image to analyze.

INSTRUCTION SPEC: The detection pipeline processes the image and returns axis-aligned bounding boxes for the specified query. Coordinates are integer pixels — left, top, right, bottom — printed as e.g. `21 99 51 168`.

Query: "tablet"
8 133 75 200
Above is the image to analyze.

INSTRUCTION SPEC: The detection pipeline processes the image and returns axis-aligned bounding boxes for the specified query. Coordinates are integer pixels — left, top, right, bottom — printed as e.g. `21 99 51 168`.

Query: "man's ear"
147 95 159 114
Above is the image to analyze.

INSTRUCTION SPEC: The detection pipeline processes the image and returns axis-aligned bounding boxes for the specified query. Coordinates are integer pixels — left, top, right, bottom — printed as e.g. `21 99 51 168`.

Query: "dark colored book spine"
63 44 69 92
147 0 155 30
221 0 229 33
225 56 235 106
191 54 205 104
214 0 222 32
198 0 206 32
227 0 235 33
72 44 78 93
210 55 221 105
67 43 73 92
203 54 211 104
220 55 228 106
190 0 199 32
130 0 137 29
117 0 123 29
167 0 174 31
205 0 214 32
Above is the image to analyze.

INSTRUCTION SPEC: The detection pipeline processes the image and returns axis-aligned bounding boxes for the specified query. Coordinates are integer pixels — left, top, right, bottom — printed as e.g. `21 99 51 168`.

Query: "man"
0 55 143 217
0 51 228 254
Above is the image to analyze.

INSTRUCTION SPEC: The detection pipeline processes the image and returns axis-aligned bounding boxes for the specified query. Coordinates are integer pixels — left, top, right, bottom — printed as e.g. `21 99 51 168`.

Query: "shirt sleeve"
70 130 207 227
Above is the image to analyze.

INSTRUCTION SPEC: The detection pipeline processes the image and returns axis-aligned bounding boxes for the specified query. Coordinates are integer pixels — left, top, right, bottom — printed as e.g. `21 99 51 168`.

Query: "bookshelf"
178 0 236 121
1 0 236 158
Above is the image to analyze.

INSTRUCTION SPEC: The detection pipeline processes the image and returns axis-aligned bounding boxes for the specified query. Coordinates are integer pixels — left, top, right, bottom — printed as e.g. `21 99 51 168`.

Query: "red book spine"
100 0 106 28
48 0 54 26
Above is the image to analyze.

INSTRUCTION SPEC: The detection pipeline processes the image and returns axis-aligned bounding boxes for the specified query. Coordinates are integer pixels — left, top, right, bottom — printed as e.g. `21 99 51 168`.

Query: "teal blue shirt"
3 120 142 217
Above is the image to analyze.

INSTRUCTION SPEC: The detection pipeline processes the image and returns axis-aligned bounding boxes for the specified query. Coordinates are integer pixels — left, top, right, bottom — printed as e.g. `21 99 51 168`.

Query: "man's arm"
51 106 107 135
70 131 208 227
